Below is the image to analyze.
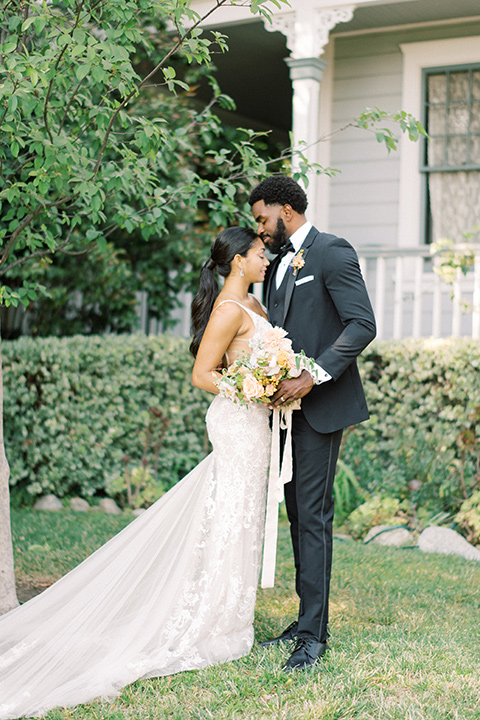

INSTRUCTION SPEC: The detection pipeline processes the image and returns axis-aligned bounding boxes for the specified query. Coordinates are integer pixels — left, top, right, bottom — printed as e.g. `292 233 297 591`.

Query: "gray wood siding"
329 36 403 249
328 21 480 249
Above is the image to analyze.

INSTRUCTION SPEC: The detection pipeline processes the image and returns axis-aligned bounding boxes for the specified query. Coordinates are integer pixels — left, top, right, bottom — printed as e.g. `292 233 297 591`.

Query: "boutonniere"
288 250 305 276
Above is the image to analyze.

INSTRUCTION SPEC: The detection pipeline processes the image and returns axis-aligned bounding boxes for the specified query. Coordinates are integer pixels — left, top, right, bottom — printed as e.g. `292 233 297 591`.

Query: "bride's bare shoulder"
208 300 246 334
211 298 244 318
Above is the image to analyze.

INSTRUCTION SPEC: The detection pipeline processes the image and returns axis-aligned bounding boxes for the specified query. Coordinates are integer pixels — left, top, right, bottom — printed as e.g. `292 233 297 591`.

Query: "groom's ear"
282 204 294 221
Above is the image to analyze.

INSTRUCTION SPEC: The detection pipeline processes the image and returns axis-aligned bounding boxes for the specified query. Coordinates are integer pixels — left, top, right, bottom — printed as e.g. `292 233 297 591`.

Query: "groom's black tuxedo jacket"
266 226 376 435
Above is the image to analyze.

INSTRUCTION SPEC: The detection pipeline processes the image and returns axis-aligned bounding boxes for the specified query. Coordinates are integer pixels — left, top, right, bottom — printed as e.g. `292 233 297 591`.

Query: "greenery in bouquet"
215 326 314 407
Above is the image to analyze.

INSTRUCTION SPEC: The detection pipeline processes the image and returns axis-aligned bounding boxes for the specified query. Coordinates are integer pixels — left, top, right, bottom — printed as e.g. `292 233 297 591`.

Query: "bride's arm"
192 304 244 394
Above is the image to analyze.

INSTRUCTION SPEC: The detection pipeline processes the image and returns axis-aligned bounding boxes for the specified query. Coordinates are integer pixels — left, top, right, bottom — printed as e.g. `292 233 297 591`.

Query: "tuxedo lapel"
282 269 296 326
281 227 318 324
265 255 281 308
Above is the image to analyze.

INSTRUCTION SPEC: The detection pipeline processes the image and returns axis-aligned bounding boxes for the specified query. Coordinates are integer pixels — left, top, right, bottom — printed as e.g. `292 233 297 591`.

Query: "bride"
0 227 272 719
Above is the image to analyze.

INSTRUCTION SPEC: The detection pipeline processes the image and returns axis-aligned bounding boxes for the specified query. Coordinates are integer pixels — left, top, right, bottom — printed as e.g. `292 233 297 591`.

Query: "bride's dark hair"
189 226 259 357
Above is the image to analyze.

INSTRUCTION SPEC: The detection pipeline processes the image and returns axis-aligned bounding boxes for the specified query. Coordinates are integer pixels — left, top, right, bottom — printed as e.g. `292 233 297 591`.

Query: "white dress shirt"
275 221 331 385
275 221 312 289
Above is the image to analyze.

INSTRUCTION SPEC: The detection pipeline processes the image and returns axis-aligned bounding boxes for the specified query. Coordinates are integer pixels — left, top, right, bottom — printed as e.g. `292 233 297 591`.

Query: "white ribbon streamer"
261 407 295 589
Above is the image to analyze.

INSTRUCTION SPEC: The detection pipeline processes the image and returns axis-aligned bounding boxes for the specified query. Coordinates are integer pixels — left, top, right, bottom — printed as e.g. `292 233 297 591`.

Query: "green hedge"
3 335 480 517
3 334 211 504
344 338 480 516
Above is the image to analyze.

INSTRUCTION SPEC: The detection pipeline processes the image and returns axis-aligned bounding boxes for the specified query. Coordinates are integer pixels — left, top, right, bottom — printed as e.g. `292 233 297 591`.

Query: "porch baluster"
393 256 403 339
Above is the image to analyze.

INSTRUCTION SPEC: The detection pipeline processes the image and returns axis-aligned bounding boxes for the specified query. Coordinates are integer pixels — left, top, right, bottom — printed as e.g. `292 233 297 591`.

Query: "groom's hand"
269 370 314 409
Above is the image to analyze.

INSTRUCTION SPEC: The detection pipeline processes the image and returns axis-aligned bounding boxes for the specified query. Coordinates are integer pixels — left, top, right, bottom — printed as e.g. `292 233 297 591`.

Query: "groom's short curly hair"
248 175 308 214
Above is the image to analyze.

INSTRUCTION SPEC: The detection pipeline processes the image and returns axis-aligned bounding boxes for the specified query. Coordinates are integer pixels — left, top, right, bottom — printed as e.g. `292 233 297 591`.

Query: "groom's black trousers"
284 408 343 643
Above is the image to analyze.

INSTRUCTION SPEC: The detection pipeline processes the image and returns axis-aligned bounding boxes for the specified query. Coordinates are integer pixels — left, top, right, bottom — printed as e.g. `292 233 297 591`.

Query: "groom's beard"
267 218 289 255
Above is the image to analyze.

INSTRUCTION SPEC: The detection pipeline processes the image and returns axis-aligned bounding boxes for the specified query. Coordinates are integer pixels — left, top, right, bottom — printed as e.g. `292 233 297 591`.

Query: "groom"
249 175 376 671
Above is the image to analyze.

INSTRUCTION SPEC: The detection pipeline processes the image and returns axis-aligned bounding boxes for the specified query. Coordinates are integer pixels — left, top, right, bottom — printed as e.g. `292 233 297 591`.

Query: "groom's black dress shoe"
282 636 328 671
261 621 298 647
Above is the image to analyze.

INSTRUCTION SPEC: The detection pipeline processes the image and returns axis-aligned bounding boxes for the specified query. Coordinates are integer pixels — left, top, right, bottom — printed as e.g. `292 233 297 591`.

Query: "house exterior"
183 0 480 340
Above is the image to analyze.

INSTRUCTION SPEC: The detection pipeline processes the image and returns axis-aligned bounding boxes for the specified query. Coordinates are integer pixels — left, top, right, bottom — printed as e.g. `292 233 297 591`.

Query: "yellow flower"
276 349 291 367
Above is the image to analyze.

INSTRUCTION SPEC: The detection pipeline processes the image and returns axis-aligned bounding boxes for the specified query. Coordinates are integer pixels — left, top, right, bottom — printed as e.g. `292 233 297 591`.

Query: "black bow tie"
279 241 295 259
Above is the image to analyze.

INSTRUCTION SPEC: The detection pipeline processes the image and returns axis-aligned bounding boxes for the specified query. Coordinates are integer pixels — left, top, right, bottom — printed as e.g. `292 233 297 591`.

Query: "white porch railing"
358 247 480 341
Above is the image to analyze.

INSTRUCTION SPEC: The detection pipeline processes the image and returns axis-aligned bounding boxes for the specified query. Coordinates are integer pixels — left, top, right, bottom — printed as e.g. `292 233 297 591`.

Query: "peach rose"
242 375 265 400
262 327 287 343
261 327 289 351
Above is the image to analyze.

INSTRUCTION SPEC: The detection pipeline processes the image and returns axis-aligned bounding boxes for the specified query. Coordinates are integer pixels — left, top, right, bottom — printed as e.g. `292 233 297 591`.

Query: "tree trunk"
0 331 19 614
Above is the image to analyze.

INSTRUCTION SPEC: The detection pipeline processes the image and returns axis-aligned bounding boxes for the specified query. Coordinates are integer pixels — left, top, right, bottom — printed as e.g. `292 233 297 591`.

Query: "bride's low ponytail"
189 260 218 357
190 226 258 357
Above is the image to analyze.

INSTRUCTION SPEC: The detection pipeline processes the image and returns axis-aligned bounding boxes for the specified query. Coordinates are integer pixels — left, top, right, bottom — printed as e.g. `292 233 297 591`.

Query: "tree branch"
0 225 77 275
0 211 41 269
58 77 86 135
0 192 79 269
183 95 218 134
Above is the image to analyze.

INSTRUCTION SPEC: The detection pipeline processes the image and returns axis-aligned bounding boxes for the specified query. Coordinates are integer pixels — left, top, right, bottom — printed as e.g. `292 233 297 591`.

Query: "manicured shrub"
3 334 210 504
3 335 480 523
342 338 480 517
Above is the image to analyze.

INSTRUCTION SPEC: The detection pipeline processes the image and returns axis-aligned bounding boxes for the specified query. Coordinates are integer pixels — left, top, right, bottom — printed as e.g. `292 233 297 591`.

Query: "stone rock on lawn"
98 498 122 515
364 525 413 546
70 497 90 512
34 494 63 511
418 526 480 561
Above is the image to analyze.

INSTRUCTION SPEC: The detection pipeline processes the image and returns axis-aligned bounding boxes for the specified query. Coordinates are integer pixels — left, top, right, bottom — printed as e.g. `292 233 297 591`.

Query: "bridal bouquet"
215 326 314 407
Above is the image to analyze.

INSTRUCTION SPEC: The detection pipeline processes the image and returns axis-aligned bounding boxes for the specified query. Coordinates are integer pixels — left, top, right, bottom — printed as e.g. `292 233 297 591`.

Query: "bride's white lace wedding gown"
0 303 271 719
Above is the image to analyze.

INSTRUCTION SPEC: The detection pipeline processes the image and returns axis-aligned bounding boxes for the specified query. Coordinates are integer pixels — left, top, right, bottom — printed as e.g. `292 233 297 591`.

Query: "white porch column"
284 55 327 169
262 4 355 228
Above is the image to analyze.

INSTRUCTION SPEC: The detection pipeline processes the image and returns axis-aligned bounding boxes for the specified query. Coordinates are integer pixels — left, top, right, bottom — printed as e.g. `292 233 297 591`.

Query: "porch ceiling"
337 0 480 33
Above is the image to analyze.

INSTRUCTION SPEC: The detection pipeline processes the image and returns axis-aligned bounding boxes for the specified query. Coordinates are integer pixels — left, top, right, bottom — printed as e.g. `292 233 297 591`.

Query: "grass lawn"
10 509 480 720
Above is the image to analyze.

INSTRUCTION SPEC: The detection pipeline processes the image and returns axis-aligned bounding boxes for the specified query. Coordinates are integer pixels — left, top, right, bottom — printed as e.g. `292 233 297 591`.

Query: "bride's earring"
240 265 244 277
